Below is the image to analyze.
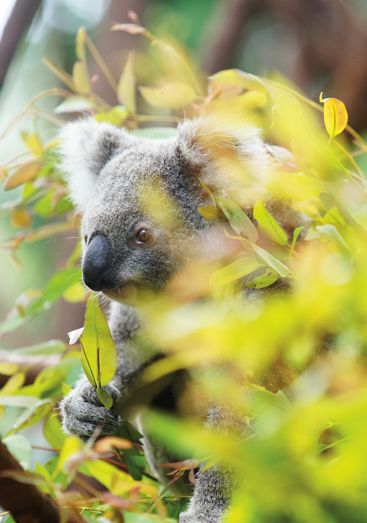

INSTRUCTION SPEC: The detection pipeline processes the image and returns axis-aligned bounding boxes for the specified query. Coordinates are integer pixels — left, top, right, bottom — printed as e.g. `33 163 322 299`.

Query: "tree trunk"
0 0 41 86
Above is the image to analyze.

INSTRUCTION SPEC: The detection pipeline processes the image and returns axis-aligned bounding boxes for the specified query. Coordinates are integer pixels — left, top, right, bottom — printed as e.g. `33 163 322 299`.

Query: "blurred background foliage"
1 1 367 522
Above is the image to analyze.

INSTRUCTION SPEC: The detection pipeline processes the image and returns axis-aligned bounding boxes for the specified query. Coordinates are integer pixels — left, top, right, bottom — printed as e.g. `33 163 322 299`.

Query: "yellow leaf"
11 208 32 229
209 69 267 93
94 436 132 454
21 132 43 157
57 435 83 472
139 83 196 109
0 372 25 394
237 90 268 110
198 205 220 220
117 52 136 113
0 362 18 375
76 26 86 61
63 282 85 303
4 161 42 190
72 61 90 94
83 459 133 496
321 96 348 139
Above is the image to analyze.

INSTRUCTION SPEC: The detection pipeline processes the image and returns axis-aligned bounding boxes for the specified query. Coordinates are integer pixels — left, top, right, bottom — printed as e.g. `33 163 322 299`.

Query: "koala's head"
59 117 268 299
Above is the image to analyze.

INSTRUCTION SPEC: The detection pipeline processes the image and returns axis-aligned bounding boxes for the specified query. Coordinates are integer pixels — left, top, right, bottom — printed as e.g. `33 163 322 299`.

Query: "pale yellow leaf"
117 52 136 113
76 26 86 61
139 83 196 109
72 61 90 95
4 161 42 191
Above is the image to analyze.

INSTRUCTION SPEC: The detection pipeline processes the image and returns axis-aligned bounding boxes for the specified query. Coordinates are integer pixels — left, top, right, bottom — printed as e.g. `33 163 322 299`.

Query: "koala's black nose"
82 235 117 291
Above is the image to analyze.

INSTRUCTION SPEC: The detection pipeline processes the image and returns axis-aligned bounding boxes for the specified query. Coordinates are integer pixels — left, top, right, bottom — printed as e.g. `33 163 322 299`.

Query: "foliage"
1 13 367 523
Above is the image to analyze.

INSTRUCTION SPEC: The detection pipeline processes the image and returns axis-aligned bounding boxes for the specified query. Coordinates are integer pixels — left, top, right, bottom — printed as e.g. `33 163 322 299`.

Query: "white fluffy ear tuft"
58 118 134 209
177 115 271 201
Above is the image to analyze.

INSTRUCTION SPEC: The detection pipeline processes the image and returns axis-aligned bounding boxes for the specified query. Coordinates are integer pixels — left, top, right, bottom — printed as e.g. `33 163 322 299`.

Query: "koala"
59 116 271 522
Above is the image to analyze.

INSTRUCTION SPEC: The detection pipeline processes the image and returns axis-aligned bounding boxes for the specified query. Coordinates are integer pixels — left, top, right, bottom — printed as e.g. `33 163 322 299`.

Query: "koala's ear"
176 116 270 196
59 118 134 209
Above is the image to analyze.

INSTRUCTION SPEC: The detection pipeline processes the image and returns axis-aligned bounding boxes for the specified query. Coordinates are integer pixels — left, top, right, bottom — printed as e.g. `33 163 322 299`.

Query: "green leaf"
3 435 32 470
211 257 260 287
0 268 81 335
245 267 279 289
122 448 146 480
290 225 305 255
252 244 292 278
253 201 288 246
97 388 113 409
218 198 258 241
6 399 53 435
43 413 66 451
80 298 117 391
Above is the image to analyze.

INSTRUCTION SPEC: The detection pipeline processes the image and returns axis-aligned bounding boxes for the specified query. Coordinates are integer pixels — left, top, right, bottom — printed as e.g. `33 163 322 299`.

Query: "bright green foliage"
79 298 117 408
253 200 288 245
1 18 367 523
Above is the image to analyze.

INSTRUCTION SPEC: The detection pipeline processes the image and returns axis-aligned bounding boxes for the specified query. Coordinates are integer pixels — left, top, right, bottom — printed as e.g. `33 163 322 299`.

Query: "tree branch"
0 440 81 523
0 0 41 86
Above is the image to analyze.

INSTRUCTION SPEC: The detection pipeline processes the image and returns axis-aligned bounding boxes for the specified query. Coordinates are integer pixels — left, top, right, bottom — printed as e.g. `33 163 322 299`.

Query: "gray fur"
59 117 270 522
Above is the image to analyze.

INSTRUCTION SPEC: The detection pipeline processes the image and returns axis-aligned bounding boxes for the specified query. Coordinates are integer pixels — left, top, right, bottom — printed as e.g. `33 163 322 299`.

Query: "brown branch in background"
90 0 146 104
0 440 82 523
0 352 61 387
200 0 255 74
201 0 367 131
0 0 41 86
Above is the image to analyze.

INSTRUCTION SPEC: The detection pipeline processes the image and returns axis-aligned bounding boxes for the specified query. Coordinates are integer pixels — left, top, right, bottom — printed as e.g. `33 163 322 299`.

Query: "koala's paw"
60 381 120 440
179 511 223 523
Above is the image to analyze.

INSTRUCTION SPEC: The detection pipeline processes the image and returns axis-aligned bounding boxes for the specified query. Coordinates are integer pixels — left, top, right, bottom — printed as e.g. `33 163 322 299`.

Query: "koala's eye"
135 227 153 245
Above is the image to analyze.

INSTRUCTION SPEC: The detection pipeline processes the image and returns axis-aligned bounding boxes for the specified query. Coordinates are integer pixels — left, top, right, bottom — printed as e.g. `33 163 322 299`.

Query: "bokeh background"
1 0 367 350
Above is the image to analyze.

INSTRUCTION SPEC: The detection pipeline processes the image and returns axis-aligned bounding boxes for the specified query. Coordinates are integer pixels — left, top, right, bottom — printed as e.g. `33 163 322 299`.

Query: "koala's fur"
59 117 271 522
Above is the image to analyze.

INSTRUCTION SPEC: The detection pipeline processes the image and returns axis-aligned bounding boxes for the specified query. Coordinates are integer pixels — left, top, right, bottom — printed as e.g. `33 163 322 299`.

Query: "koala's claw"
60 381 120 440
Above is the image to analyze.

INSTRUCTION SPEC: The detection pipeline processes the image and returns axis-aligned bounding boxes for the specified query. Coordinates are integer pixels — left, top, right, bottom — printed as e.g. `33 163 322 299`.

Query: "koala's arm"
180 406 247 523
60 348 138 439
60 303 155 440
